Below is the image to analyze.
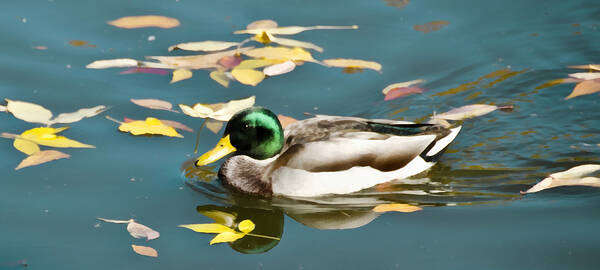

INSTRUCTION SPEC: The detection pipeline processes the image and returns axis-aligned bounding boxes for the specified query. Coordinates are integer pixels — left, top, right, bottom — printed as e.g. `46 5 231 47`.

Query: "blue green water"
2 0 600 269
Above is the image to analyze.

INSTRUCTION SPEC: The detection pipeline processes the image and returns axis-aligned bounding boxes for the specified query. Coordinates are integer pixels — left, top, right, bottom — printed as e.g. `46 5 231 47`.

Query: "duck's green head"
195 107 284 167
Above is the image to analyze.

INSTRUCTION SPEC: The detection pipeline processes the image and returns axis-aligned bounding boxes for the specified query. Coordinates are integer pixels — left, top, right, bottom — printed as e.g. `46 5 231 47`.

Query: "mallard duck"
195 107 461 197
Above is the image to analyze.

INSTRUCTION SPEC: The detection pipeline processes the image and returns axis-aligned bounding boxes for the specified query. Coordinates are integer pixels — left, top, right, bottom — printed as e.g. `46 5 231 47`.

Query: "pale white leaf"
127 221 160 240
168 41 239 52
247 19 278 30
48 105 106 125
432 104 498 121
130 99 173 111
263 60 296 76
549 164 600 179
5 99 53 124
382 79 425 94
86 58 139 69
568 72 600 81
525 176 600 193
0 105 6 112
271 37 323 52
96 217 133 224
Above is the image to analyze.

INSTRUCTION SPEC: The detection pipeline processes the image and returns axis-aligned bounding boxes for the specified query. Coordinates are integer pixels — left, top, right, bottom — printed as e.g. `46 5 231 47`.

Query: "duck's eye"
241 123 250 131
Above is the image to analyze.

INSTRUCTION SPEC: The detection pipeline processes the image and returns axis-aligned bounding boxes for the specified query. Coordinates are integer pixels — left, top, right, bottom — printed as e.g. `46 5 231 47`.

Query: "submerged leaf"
323 59 382 72
171 69 193 83
373 203 422 213
49 105 106 125
159 119 194 133
108 15 180 29
21 127 95 148
86 58 139 69
178 223 235 234
120 67 170 75
118 117 183 137
209 71 230 87
130 99 173 112
264 60 296 76
5 99 53 124
127 221 160 240
209 231 245 245
565 80 600 99
15 150 70 170
237 219 255 233
197 210 236 227
432 104 509 121
13 139 40 155
179 96 255 121
131 245 158 257
168 41 239 52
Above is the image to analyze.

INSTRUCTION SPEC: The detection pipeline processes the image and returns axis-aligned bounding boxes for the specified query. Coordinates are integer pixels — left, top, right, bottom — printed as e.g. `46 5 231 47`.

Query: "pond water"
1 0 600 269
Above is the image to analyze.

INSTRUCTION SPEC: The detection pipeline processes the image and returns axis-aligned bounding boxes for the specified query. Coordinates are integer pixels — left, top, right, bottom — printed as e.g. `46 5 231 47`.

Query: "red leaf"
384 86 425 101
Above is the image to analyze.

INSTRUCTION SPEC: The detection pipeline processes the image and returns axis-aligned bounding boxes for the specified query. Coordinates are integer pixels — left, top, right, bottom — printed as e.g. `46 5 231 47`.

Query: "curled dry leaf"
209 71 230 87
568 64 600 71
243 46 316 62
127 221 160 240
179 96 255 121
86 58 139 69
565 80 600 99
432 104 512 121
372 203 422 213
171 69 193 83
15 150 70 170
323 59 382 72
108 15 180 29
247 19 278 30
130 99 173 112
234 25 358 35
205 120 224 134
523 164 600 194
277 114 298 129
118 117 183 138
264 61 296 76
414 21 450 33
131 245 158 257
20 127 95 148
5 99 53 125
568 72 600 81
48 105 107 125
168 41 239 52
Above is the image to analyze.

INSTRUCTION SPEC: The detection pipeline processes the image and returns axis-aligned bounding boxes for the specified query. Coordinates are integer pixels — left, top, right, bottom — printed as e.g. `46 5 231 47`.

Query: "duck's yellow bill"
195 135 237 167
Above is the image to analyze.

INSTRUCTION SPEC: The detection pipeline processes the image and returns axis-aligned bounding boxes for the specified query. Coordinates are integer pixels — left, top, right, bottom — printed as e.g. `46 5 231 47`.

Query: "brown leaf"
277 114 298 129
108 15 180 29
130 98 174 112
565 80 600 99
131 245 158 257
15 150 70 170
160 119 194 133
413 21 450 33
385 0 410 8
69 40 93 47
205 120 224 134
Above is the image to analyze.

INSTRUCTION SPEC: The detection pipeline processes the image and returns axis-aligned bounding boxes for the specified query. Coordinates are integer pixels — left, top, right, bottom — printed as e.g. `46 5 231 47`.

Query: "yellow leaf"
108 15 180 29
323 59 382 72
253 31 273 44
231 69 265 86
118 117 183 137
171 69 193 83
243 46 316 62
5 99 53 125
179 96 255 121
209 231 246 245
131 245 158 257
209 71 230 87
168 41 239 52
565 80 600 99
15 150 70 170
178 223 235 234
86 58 139 69
234 25 358 35
197 210 236 227
237 219 255 233
20 127 95 148
372 203 422 213
13 139 40 155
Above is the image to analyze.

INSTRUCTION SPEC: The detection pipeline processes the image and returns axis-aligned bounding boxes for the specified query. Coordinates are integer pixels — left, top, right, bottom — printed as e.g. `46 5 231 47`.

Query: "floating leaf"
168 41 239 52
20 127 94 148
568 72 600 81
86 58 139 69
523 164 600 194
243 46 316 62
127 221 160 240
432 104 512 121
205 120 224 134
323 59 382 72
146 47 253 70
108 15 180 29
565 80 600 99
48 105 106 125
568 64 600 71
231 68 265 86
159 119 194 133
0 105 6 112
384 86 425 101
120 67 170 75
382 79 425 94
130 99 173 112
210 231 245 245
277 114 298 129
178 223 235 234
256 33 324 52
246 19 278 30
5 99 53 125
236 59 282 69
264 61 296 76
118 117 183 137
179 96 255 121
15 150 70 170
96 217 132 224
131 245 158 257
209 71 230 87
197 210 236 227
69 40 89 47
237 219 255 233
171 69 193 83
234 25 358 35
413 21 450 33
13 139 40 155
217 55 243 69
372 203 422 213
